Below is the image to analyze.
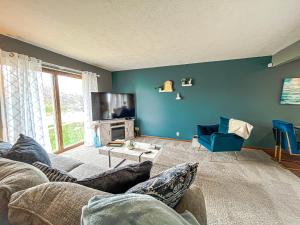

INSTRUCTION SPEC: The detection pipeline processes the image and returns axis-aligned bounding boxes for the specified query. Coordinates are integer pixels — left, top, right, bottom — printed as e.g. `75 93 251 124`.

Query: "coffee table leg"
108 149 111 168
115 159 126 168
139 152 144 162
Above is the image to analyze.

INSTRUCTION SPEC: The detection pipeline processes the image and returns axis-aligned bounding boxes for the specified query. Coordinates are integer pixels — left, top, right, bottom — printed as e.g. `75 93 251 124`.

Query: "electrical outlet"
176 132 180 136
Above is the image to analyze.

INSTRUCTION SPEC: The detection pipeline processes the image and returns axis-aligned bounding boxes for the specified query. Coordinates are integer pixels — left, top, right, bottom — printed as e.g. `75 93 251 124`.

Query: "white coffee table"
99 142 162 168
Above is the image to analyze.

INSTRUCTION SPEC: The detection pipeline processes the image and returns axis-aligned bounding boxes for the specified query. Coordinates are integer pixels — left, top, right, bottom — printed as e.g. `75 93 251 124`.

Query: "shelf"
159 89 167 92
158 89 173 92
181 84 192 87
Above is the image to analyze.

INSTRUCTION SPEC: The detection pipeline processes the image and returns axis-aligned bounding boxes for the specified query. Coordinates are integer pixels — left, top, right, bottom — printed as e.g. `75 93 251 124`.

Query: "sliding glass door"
58 75 84 148
41 69 84 153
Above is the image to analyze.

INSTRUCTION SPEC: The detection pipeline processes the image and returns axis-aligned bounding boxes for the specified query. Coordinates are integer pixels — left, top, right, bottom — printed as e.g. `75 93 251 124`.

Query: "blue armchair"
197 118 244 152
272 120 300 161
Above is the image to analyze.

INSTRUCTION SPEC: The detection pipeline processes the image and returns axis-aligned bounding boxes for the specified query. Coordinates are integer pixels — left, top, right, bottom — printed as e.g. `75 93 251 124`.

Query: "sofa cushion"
48 153 83 172
8 182 110 225
68 163 107 180
3 134 51 166
77 161 153 194
218 117 229 133
175 185 207 225
33 162 77 182
127 162 198 208
0 158 49 225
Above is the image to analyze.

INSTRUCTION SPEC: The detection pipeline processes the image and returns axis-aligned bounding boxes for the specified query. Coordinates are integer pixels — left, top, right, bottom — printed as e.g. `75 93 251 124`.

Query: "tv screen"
91 92 135 121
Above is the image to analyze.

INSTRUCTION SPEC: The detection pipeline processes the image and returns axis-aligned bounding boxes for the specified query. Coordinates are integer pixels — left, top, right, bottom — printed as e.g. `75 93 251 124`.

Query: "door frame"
42 68 83 153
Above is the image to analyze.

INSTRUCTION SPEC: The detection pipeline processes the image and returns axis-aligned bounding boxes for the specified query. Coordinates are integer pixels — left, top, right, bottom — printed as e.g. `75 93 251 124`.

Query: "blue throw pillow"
3 134 51 166
82 194 200 225
219 117 229 133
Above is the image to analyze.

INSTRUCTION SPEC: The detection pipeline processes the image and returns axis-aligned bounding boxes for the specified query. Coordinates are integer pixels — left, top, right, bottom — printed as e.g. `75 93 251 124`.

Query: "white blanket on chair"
228 119 253 140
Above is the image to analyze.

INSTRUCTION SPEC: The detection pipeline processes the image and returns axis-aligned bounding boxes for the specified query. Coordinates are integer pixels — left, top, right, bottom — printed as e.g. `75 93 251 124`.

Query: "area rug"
66 137 300 225
136 137 300 225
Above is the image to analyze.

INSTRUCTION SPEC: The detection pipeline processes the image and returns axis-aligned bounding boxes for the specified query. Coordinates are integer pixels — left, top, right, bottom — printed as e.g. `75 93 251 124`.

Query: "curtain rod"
2 49 100 77
42 62 101 77
42 62 82 75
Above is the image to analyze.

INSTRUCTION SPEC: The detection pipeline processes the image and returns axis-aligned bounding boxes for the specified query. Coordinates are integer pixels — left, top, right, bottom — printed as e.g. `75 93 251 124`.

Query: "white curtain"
0 49 51 151
82 71 98 146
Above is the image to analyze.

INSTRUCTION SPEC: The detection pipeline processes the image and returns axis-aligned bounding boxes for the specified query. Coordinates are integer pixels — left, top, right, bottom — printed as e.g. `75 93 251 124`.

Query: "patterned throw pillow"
126 162 198 208
33 162 77 182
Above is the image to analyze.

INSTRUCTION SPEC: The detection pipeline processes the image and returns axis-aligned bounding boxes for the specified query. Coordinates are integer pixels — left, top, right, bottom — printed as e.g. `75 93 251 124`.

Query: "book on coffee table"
106 140 125 147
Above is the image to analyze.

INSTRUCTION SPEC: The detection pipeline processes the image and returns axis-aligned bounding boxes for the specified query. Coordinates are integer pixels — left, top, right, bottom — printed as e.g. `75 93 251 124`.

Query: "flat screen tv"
91 92 135 121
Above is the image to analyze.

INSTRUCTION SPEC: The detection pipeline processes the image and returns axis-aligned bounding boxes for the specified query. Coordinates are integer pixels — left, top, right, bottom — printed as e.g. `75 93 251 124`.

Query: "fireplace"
96 120 134 146
111 126 125 140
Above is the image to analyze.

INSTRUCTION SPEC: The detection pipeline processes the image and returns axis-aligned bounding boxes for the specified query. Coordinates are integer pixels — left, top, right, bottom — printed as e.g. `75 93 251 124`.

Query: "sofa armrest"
211 133 244 151
175 185 207 225
197 124 219 136
211 132 243 140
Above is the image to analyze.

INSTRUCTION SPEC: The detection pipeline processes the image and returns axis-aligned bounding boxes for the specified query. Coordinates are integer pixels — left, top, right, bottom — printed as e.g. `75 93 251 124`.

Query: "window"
41 69 84 153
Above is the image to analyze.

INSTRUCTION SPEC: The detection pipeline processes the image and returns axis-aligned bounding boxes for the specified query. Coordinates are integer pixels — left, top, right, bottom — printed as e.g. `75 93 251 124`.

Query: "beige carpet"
62 137 300 225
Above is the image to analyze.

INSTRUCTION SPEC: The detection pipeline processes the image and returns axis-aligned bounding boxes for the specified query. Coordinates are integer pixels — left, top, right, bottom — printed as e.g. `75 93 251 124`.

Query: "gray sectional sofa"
48 147 207 225
1 145 206 225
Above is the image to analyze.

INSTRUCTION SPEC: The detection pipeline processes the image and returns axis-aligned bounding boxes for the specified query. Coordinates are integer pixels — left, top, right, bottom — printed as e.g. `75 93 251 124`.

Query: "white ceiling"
0 0 300 71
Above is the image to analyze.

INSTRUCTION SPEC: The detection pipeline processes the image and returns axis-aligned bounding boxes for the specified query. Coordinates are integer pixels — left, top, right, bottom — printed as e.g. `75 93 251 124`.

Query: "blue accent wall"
112 56 300 148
